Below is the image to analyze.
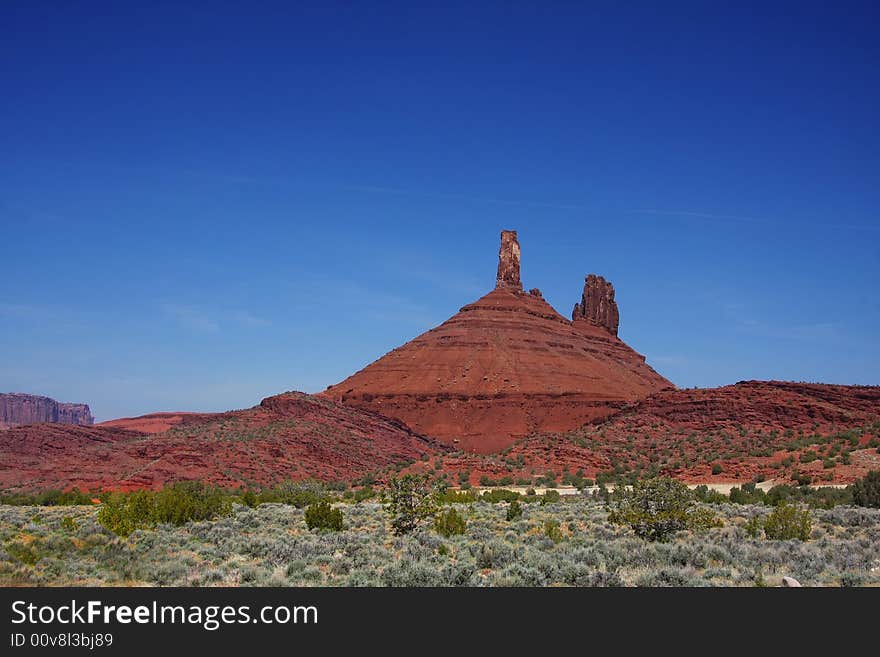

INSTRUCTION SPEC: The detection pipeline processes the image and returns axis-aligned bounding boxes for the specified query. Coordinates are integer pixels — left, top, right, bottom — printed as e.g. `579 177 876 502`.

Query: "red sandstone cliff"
0 393 94 428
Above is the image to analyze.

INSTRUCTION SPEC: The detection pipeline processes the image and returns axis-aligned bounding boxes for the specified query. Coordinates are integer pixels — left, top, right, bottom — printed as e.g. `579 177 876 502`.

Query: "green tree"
151 481 231 525
851 470 880 508
505 499 523 521
763 503 811 541
687 506 723 531
744 514 763 538
304 501 345 532
607 477 694 542
384 475 437 535
97 490 154 537
433 507 466 537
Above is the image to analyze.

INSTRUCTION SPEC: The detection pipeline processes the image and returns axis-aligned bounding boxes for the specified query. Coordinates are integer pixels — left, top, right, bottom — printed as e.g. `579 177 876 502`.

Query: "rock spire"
495 230 522 291
572 274 620 336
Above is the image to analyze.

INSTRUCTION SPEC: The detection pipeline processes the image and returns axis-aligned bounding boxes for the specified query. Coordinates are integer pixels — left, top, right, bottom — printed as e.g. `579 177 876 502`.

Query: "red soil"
0 392 443 492
100 412 220 434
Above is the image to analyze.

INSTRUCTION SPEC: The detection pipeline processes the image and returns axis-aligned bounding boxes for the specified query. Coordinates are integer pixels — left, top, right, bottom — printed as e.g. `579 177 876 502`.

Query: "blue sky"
1 2 878 421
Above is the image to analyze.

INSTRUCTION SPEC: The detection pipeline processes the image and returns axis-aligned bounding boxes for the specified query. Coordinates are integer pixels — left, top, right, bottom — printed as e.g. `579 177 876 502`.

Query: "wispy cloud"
629 209 762 225
630 208 879 233
177 170 879 233
340 184 588 211
712 296 849 343
0 303 84 330
159 304 271 333
0 303 51 320
179 171 594 211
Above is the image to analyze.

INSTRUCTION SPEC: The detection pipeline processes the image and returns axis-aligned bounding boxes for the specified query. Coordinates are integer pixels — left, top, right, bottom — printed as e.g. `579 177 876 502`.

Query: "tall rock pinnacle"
572 274 620 336
495 230 522 291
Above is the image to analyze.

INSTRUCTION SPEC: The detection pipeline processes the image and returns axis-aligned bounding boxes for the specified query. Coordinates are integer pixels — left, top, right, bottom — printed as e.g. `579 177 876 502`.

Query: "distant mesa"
323 230 672 453
0 393 93 429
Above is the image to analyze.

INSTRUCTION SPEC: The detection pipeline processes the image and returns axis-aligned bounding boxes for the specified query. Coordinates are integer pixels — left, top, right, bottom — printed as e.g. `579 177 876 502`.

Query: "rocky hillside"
0 391 444 492
406 381 880 486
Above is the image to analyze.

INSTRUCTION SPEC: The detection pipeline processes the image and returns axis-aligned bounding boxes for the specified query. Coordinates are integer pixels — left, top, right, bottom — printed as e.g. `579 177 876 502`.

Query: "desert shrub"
0 488 95 506
433 507 466 537
537 471 558 488
763 503 811 541
543 519 563 543
851 471 880 508
304 501 344 532
384 475 437 535
687 506 723 532
437 489 478 504
506 500 523 521
381 558 445 587
839 572 866 587
4 539 43 566
692 485 727 504
764 483 851 509
253 480 328 508
711 464 723 475
541 490 561 505
586 570 623 587
729 484 766 505
480 489 520 503
745 514 763 538
607 477 694 542
60 516 79 532
635 567 704 587
353 486 376 502
151 482 232 525
766 484 796 506
473 541 512 569
97 482 232 537
97 490 155 537
239 489 259 507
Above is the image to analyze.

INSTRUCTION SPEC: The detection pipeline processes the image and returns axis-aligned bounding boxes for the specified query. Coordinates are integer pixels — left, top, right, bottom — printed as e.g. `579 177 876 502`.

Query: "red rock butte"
324 230 673 453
